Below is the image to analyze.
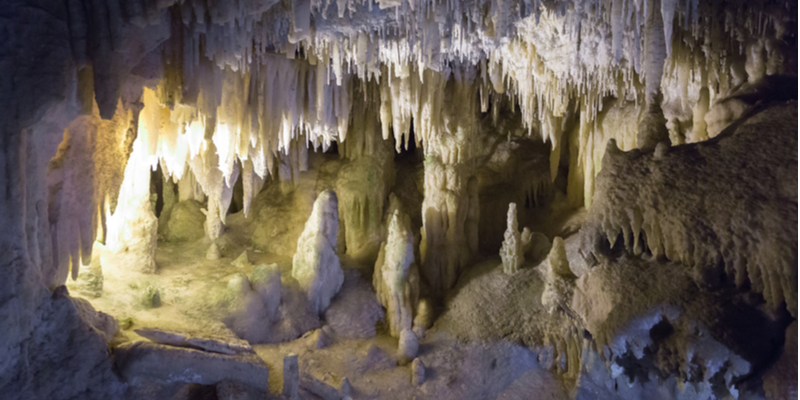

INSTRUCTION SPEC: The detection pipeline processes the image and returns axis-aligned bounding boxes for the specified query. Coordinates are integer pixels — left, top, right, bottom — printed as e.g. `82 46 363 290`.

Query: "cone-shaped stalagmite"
292 190 344 315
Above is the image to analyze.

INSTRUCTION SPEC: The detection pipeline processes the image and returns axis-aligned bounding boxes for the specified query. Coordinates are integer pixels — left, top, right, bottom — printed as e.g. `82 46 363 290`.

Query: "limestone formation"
304 328 332 350
292 190 344 315
500 203 529 274
104 138 158 274
340 377 353 397
540 237 576 315
581 102 798 317
114 341 269 390
227 273 251 296
397 329 419 366
300 376 340 400
216 379 265 400
0 0 795 399
412 299 434 339
232 251 252 269
139 285 162 309
72 254 104 298
374 209 420 337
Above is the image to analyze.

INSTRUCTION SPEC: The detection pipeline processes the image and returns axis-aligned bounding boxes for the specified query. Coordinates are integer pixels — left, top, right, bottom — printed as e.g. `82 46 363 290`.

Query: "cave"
0 0 797 399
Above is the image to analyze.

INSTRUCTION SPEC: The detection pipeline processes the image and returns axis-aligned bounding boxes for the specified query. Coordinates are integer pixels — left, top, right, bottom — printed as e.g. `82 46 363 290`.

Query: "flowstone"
580 101 798 317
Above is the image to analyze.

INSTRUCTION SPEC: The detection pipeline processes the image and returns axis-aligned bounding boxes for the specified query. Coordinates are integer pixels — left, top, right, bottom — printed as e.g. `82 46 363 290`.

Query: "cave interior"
0 0 797 399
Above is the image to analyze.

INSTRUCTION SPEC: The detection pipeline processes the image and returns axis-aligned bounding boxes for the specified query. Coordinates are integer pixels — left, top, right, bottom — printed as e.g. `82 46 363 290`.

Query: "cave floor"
64 197 592 399
67 230 573 400
69 220 287 343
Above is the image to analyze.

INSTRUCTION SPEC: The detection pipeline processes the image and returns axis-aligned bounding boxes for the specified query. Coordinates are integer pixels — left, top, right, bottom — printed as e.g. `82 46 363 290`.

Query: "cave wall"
0 1 169 397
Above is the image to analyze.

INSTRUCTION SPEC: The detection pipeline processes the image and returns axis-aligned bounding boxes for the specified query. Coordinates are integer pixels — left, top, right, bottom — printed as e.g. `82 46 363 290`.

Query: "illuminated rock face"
104 138 158 274
292 190 344 315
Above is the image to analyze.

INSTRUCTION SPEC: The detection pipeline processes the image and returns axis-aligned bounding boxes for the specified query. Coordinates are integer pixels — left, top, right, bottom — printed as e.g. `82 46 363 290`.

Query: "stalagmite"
104 138 158 274
292 190 344 315
373 209 420 337
397 329 419 366
540 237 575 314
500 203 530 274
688 87 710 143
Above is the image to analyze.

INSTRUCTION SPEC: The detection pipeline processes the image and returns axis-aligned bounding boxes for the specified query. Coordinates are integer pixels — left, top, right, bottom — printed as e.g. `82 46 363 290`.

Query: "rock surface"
500 203 525 274
282 354 300 399
397 329 419 366
134 327 252 355
114 341 269 390
292 190 344 315
325 269 384 339
373 208 419 337
411 358 426 386
162 200 206 242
